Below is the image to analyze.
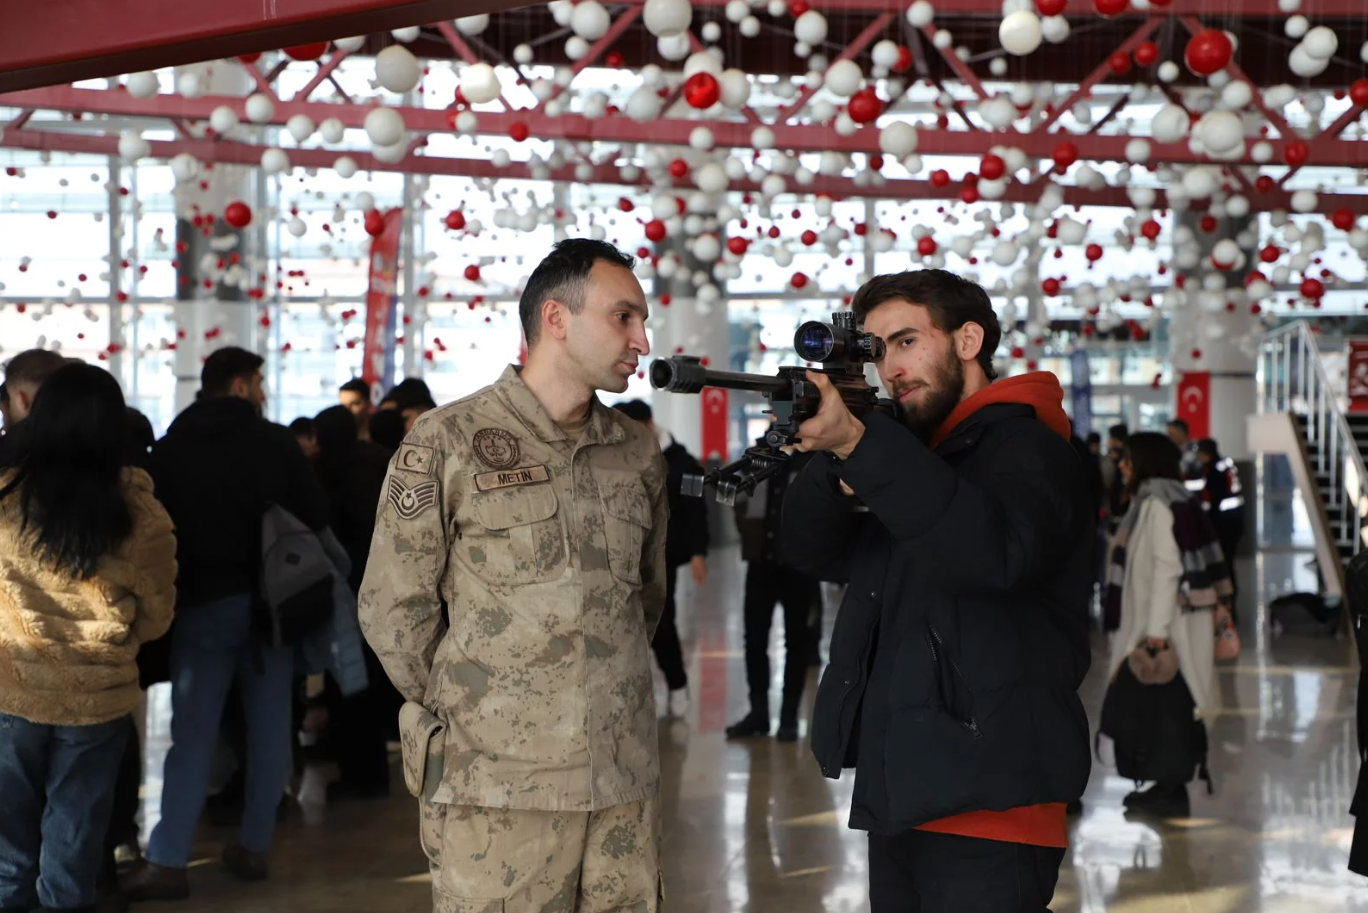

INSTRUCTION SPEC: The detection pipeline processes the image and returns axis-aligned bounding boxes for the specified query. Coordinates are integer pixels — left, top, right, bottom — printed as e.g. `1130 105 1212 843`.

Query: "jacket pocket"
927 625 982 739
458 483 566 586
599 473 652 585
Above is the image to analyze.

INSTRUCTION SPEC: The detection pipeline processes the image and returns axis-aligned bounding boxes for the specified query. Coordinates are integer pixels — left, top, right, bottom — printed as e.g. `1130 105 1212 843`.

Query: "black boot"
1124 782 1190 817
725 711 771 739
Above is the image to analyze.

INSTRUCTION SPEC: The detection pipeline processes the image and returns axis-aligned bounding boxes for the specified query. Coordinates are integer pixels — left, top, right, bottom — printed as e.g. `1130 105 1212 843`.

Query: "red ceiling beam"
681 0 1364 13
0 0 530 94
5 127 1368 216
6 85 1368 168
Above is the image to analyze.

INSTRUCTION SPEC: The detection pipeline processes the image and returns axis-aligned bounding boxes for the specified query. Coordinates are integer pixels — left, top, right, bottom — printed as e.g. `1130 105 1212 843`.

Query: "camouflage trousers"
419 797 663 913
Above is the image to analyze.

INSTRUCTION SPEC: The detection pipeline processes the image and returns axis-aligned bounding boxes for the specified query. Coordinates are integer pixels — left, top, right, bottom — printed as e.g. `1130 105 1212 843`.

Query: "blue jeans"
0 712 130 910
146 594 293 868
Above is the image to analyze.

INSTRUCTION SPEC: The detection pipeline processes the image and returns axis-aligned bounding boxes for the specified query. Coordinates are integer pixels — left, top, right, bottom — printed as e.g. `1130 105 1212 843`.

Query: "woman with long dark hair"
0 363 177 913
1102 431 1231 817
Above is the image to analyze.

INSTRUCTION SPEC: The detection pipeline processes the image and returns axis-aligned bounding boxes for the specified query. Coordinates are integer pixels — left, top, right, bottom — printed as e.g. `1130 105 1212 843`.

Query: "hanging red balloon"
1199 215 1218 233
444 210 466 231
929 169 951 187
464 264 482 282
1107 51 1132 76
667 158 689 179
892 46 913 73
727 237 749 255
960 186 979 205
1300 277 1325 299
917 236 937 257
1283 139 1309 168
1254 174 1275 193
1093 0 1128 17
283 42 329 61
644 219 667 242
1259 244 1281 263
790 271 809 289
1052 140 1079 170
1332 208 1356 231
1036 0 1067 15
364 209 385 236
847 88 883 125
508 122 530 142
682 72 721 109
1140 219 1161 240
1133 41 1159 67
1085 243 1104 262
1041 277 1061 296
1183 30 1232 77
979 153 1005 180
1351 79 1368 108
223 201 252 229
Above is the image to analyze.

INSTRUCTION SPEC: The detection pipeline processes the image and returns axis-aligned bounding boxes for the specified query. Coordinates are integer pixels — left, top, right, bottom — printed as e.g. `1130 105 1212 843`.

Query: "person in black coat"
612 401 709 717
727 442 822 743
782 270 1093 913
127 347 329 899
312 405 401 799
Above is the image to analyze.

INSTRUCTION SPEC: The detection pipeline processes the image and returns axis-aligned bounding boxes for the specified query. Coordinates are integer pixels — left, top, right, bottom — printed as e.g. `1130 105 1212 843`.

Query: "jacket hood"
930 372 1072 450
166 396 262 438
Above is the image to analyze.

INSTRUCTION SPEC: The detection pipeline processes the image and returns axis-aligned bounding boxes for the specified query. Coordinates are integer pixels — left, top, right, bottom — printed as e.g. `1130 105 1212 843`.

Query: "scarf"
1103 478 1234 631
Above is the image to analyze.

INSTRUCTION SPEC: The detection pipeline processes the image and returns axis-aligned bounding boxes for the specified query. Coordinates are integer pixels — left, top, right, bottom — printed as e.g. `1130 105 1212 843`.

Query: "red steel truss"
1 5 1365 209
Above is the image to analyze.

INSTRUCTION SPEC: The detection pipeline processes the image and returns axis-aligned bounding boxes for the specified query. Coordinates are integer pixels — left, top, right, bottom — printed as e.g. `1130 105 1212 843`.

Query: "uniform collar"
494 365 624 447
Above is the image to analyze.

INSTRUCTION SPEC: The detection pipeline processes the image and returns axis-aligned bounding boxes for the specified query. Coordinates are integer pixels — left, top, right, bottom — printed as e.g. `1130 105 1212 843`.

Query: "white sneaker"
667 688 690 717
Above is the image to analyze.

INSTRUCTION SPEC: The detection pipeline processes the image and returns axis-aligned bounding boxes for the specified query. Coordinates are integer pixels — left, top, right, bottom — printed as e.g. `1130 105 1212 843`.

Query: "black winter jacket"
318 439 391 592
150 396 329 608
662 440 710 568
784 406 1093 835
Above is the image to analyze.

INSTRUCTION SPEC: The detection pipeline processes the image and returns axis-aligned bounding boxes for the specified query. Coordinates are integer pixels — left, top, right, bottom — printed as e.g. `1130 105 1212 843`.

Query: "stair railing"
1258 320 1367 561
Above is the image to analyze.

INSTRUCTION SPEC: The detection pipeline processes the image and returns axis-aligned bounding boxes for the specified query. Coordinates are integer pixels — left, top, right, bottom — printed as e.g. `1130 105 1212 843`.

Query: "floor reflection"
131 538 1368 912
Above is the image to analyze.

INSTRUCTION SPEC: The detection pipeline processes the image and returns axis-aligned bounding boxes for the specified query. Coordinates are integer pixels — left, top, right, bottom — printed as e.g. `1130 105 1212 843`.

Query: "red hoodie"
915 371 1073 849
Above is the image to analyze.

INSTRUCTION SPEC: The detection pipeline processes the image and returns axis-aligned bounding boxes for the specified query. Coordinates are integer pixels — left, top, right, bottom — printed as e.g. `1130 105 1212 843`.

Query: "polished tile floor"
135 539 1368 911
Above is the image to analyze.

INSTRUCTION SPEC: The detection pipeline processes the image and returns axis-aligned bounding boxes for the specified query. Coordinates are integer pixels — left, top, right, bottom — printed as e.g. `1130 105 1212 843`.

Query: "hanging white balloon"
286 113 315 144
334 156 358 178
244 93 275 123
210 105 239 134
260 148 290 175
824 59 863 97
125 72 159 98
376 45 422 94
456 14 491 35
459 63 501 105
998 10 1042 56
643 0 693 39
318 117 345 145
364 107 405 147
118 132 150 161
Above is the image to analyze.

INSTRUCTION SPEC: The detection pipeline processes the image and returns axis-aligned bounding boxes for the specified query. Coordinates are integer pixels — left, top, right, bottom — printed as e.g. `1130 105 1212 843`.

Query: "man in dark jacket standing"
728 444 822 743
126 347 328 900
783 270 1093 912
613 400 709 717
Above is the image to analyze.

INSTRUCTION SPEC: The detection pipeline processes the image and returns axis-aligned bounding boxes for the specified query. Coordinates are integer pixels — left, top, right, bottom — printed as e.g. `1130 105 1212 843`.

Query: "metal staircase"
1256 321 1368 595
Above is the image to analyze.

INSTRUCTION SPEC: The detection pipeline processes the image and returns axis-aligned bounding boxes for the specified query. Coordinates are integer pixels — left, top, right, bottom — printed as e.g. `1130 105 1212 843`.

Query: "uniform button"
868 591 877 599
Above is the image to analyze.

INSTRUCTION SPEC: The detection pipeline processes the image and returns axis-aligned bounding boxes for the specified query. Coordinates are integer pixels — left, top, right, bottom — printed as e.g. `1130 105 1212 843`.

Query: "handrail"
1258 320 1367 562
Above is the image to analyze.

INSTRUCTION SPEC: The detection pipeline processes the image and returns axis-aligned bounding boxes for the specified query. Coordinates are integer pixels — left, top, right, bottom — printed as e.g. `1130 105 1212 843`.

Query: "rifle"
649 311 896 504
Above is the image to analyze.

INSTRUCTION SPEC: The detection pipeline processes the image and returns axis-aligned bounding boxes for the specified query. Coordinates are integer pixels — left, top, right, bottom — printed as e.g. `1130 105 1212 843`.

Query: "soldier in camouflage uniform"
359 239 669 913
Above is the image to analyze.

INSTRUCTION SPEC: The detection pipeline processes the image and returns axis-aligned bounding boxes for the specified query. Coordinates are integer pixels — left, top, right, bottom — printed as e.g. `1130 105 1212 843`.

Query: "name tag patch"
473 464 551 492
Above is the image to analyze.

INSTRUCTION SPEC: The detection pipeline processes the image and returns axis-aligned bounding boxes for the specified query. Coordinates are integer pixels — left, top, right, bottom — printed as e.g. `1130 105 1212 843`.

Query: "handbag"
1213 604 1241 661
1099 659 1209 787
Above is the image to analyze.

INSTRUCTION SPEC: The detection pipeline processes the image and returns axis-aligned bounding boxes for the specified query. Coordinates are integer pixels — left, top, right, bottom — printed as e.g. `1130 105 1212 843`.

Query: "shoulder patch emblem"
471 427 520 469
396 442 436 476
387 476 440 520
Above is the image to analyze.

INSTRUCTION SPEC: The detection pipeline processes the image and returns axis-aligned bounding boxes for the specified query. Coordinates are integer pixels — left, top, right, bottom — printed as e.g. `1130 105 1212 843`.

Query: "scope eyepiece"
792 319 885 365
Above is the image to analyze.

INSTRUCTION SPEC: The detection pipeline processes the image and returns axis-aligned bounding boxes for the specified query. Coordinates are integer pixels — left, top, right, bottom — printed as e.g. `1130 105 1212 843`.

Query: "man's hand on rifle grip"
793 370 866 460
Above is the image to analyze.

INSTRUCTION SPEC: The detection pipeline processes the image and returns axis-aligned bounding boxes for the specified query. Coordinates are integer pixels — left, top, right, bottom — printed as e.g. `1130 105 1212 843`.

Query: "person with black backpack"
123 348 328 901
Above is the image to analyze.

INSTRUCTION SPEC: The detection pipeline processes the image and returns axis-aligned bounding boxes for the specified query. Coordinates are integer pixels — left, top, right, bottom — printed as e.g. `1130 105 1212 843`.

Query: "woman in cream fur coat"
0 363 177 913
1105 432 1231 817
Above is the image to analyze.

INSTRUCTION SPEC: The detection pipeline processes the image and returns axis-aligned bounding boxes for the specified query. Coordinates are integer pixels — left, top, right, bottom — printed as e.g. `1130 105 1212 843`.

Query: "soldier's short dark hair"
518 239 636 347
850 269 1001 381
3 348 69 389
612 400 653 423
339 378 370 398
201 347 264 397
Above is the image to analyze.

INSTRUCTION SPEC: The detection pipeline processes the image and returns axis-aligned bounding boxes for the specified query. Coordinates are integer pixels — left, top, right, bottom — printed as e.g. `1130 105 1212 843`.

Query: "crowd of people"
0 241 1257 913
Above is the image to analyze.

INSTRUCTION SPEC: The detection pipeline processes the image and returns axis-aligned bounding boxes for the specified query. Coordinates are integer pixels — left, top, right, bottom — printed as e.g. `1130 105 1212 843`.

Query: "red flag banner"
362 208 403 398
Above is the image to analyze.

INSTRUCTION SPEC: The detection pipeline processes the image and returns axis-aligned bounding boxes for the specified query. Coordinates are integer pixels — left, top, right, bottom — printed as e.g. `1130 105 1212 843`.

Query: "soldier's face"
566 261 650 394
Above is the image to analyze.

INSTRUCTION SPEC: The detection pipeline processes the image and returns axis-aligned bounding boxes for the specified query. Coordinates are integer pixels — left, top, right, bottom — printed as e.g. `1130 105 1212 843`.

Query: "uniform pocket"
431 888 504 913
399 702 446 799
419 798 447 869
599 475 652 585
458 483 566 586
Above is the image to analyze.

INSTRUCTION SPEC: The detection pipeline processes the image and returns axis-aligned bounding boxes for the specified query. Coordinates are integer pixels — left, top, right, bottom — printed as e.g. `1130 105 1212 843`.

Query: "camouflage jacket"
359 365 669 811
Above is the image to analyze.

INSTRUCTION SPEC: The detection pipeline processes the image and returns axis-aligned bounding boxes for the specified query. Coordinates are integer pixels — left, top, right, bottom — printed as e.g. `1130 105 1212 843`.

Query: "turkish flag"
1348 342 1368 412
700 387 728 463
1175 371 1210 440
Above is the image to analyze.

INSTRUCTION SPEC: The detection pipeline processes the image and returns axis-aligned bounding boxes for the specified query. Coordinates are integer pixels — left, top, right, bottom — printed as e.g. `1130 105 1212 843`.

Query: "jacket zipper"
928 625 983 739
